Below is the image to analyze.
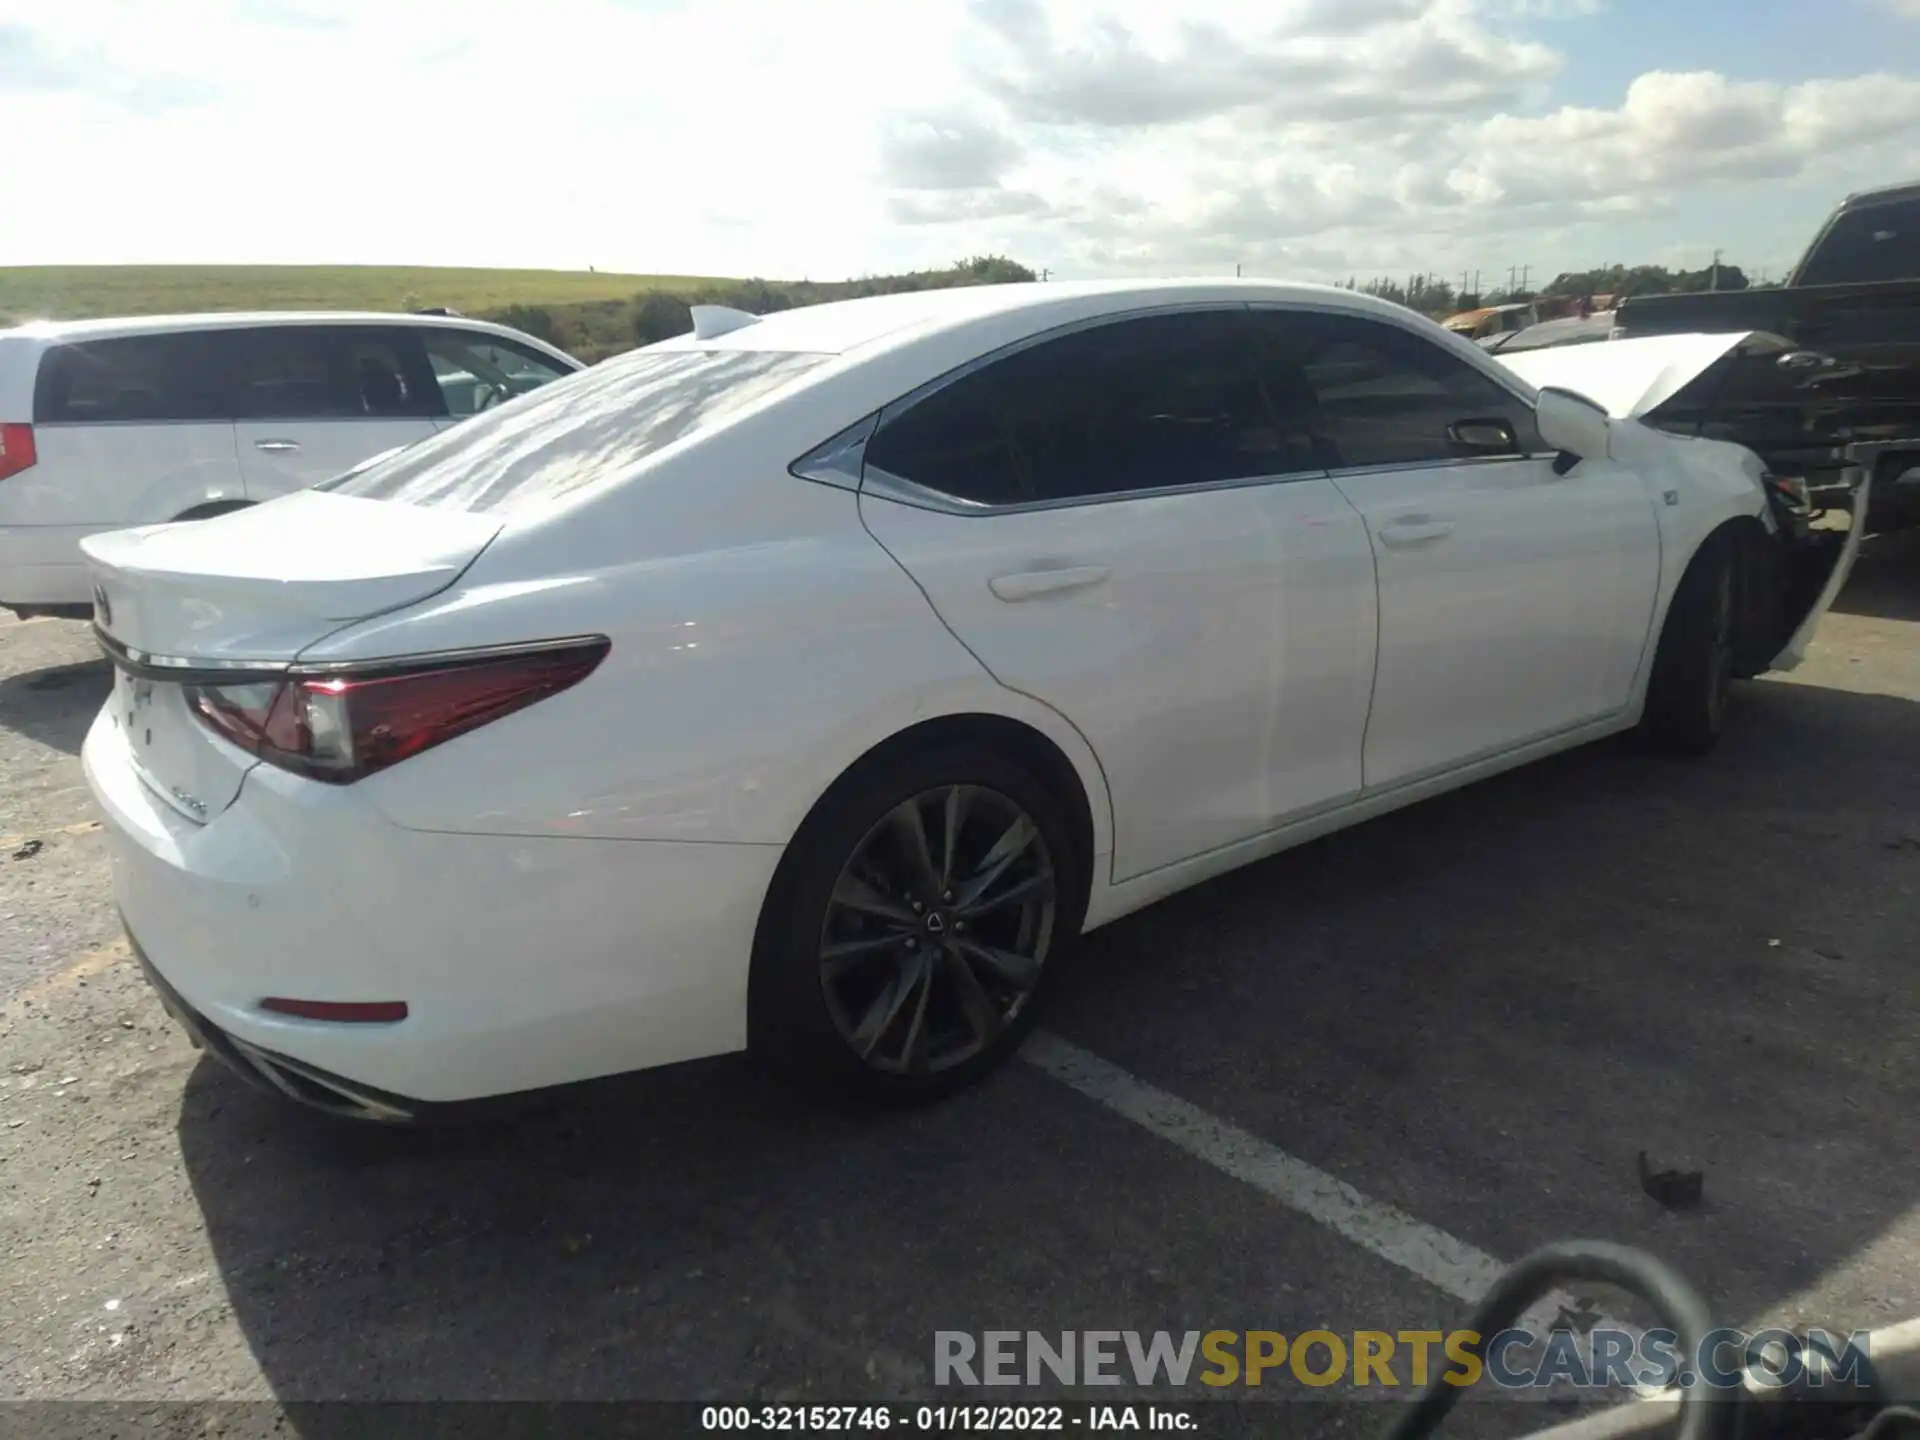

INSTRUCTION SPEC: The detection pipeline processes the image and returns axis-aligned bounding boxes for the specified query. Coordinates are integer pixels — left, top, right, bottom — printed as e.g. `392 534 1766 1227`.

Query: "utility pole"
1519 263 1530 294
1709 249 1721 291
1235 263 1242 277
1039 268 1051 282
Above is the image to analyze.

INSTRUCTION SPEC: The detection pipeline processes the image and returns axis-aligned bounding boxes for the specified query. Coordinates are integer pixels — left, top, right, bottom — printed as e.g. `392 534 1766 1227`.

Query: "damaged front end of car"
1498 331 1903 676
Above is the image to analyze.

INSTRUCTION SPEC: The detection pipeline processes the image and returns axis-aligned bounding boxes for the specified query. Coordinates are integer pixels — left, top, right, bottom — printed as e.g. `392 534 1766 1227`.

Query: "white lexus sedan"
79 281 1860 1121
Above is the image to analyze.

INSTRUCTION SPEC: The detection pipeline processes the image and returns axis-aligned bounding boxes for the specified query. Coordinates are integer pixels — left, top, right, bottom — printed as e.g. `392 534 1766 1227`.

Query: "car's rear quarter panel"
293 418 1116 864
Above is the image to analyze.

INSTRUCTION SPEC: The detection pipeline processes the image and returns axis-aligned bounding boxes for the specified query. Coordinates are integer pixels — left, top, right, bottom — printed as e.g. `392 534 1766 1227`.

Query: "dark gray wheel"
749 742 1083 1104
819 784 1057 1076
1638 531 1736 755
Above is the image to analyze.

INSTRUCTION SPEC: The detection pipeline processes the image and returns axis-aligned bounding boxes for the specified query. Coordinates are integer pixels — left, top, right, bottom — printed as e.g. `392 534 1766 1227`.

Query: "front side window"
422 331 573 418
865 309 1301 507
328 348 828 515
1254 311 1542 469
33 334 226 423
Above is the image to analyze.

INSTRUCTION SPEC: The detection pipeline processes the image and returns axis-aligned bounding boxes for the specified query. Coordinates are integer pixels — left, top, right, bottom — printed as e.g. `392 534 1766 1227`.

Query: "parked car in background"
1442 302 1539 343
79 279 1860 1122
0 312 581 618
1611 178 1920 530
1478 312 1618 354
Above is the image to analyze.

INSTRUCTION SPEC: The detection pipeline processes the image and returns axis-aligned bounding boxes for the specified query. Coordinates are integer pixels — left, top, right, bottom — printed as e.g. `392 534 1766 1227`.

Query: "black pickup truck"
1610 178 1920 530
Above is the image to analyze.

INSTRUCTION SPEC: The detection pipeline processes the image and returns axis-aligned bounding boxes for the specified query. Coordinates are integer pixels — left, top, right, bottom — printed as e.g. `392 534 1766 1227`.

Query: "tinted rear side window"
991 310 1290 501
34 334 226 423
863 369 1028 505
328 348 828 514
864 309 1304 507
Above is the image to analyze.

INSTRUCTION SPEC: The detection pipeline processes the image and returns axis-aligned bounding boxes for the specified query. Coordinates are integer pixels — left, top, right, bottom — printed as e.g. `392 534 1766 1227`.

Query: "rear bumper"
0 524 111 614
127 929 457 1122
83 703 783 1111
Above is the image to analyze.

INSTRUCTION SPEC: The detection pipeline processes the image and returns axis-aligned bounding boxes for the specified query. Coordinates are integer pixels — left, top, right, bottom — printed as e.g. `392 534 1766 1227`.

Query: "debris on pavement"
10 838 43 861
1638 1150 1706 1211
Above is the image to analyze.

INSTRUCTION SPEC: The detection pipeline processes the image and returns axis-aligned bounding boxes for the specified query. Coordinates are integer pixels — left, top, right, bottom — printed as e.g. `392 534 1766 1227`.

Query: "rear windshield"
1796 198 1920 287
324 348 829 514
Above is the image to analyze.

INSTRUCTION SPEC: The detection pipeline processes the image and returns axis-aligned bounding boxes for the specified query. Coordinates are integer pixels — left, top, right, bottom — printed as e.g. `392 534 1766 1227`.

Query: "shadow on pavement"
1050 677 1920 1335
1832 527 1920 624
0 657 111 757
172 679 1918 1419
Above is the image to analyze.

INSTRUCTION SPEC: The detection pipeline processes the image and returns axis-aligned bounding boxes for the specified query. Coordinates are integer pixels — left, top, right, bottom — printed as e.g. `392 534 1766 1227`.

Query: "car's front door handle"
988 565 1111 601
253 439 300 453
1377 517 1455 547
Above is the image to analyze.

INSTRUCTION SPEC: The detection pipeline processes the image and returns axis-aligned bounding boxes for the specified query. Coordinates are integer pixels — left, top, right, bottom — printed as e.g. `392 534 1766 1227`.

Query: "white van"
0 312 581 618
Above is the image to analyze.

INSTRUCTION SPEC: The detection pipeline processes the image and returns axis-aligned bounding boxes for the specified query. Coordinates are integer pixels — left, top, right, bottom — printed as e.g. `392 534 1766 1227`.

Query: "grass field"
0 265 730 323
0 255 1040 364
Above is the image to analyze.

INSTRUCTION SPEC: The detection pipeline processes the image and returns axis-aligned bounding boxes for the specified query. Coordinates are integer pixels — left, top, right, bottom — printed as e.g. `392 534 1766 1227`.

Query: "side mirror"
1534 385 1612 463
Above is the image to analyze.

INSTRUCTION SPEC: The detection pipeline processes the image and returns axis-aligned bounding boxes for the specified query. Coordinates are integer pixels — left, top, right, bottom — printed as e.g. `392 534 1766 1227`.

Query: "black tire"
748 741 1085 1107
1638 531 1737 755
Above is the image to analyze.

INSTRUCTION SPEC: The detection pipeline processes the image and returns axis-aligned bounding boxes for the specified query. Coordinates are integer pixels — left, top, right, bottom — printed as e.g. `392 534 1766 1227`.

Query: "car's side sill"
1080 712 1634 932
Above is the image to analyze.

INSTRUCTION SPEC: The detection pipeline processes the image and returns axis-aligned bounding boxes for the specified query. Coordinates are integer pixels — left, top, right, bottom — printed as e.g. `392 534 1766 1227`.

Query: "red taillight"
186 638 609 784
0 424 36 481
260 998 409 1023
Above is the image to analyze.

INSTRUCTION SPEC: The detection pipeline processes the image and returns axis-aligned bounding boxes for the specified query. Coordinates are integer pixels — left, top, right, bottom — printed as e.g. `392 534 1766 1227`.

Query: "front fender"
1610 424 1772 697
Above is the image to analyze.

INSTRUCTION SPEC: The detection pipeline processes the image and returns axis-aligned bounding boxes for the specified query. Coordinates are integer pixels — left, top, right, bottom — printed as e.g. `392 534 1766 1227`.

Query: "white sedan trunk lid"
81 489 503 822
81 489 503 659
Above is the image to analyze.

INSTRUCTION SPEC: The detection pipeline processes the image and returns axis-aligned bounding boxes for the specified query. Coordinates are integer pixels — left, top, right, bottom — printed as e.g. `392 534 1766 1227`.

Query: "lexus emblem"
92 584 112 627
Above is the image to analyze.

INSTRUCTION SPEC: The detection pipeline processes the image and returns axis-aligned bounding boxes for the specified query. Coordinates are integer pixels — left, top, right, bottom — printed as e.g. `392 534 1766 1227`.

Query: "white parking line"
1023 1031 1627 1343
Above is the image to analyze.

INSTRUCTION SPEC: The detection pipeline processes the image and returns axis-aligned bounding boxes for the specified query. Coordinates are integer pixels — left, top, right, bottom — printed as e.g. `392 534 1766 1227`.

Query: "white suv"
0 312 581 618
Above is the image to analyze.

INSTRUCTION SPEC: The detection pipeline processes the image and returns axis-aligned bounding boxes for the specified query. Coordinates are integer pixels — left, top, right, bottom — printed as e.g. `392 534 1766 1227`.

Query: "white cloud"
0 0 1915 287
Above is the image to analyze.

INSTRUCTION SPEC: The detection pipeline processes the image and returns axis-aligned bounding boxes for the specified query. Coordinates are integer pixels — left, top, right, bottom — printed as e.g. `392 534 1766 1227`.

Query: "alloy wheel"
817 785 1057 1075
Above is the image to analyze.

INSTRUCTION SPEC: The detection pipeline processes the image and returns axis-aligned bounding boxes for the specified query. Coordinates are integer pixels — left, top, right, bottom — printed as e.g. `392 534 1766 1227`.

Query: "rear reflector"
260 998 409 1023
0 424 35 481
185 637 609 784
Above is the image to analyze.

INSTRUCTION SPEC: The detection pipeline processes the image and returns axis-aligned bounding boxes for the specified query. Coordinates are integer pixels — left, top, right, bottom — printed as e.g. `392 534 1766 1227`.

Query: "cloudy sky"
2 0 1918 288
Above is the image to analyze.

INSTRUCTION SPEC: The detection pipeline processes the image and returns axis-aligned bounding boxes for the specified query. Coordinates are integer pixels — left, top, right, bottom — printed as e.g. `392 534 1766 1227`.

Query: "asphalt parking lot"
2 534 1917 1434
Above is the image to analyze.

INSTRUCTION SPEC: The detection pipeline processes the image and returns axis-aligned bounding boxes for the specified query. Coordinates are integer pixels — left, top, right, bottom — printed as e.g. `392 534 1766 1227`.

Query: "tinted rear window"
1797 198 1920 286
326 348 828 514
34 334 226 423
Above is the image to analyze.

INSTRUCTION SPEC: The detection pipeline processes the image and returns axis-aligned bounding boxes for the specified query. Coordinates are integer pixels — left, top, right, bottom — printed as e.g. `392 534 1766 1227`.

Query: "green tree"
952 254 1037 284
630 291 692 345
488 304 569 349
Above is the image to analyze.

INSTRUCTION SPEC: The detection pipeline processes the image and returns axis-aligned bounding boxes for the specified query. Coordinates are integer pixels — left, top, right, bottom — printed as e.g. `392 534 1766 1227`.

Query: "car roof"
647 277 1403 357
1839 178 1920 211
0 310 562 344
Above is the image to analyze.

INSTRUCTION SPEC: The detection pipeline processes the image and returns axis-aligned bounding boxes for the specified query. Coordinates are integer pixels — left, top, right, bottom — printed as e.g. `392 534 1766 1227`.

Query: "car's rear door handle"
253 439 300 453
987 565 1111 601
1377 517 1455 547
